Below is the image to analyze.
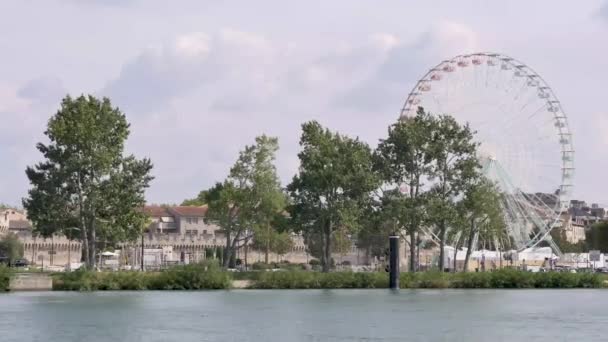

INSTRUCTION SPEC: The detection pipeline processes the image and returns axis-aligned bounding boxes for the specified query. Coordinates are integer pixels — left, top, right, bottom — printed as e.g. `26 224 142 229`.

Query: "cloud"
599 2 608 19
335 22 479 112
64 0 136 7
102 30 277 113
17 77 66 105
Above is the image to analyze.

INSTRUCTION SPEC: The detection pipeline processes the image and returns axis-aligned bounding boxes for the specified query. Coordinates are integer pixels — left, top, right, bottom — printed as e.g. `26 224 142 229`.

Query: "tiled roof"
169 206 208 217
143 206 171 217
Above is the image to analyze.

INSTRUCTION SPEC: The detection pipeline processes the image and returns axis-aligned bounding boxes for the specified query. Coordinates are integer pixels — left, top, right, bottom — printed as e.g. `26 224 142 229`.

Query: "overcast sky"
1 0 607 207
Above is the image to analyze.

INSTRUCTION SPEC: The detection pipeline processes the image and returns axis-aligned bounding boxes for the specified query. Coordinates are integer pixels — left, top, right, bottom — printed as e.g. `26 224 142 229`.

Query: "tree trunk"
88 221 96 269
409 230 416 272
265 227 270 264
81 225 88 265
223 232 232 268
322 220 332 272
438 221 446 271
453 233 463 272
463 220 476 272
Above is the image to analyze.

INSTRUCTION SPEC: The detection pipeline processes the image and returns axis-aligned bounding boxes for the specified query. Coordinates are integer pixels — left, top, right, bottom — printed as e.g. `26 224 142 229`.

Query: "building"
133 205 314 266
0 208 82 268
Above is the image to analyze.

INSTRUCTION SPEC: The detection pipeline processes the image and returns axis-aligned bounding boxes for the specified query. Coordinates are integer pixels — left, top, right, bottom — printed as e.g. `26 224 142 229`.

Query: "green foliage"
0 265 10 291
308 259 321 266
181 190 209 206
0 233 24 264
23 95 153 268
52 262 231 291
550 228 586 253
374 109 440 271
399 270 602 289
249 270 600 289
288 121 379 272
204 135 286 267
586 222 608 253
251 271 388 289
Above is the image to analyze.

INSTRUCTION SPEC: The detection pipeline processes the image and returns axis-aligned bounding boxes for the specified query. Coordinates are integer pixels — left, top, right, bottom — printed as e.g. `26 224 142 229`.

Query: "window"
203 230 208 235
185 230 198 235
186 217 199 224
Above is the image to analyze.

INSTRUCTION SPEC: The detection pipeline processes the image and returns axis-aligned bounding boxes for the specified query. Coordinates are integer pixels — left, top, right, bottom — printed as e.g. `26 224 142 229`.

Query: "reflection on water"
0 289 605 341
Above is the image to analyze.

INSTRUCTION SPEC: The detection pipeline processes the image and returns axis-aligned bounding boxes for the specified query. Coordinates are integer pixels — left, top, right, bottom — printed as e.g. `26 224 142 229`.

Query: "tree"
288 121 378 272
426 114 479 271
550 227 586 253
374 108 436 272
23 95 153 269
181 190 209 206
272 232 294 261
456 179 506 271
0 233 24 264
586 222 608 253
251 214 292 264
204 135 285 268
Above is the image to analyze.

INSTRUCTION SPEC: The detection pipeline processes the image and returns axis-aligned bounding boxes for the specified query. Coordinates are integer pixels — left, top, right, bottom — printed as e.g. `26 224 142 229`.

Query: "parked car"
12 259 29 267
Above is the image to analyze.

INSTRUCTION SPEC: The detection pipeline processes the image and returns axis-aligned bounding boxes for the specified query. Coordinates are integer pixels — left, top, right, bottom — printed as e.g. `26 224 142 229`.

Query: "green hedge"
400 270 602 289
53 262 231 291
250 270 603 289
0 265 10 291
251 271 388 289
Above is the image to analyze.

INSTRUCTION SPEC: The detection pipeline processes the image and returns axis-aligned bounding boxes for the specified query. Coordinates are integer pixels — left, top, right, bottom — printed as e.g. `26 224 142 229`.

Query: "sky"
1 0 607 207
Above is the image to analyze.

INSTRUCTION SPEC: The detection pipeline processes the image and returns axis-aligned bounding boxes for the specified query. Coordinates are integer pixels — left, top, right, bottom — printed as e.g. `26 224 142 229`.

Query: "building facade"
0 208 82 267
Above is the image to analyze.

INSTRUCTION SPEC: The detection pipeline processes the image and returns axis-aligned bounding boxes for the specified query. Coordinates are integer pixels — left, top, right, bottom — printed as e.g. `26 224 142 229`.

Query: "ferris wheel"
400 52 574 254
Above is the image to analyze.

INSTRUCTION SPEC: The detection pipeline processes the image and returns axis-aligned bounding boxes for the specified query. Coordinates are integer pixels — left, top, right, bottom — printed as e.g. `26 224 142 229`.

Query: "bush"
53 261 232 291
252 262 273 270
251 271 387 289
308 259 320 266
0 265 10 291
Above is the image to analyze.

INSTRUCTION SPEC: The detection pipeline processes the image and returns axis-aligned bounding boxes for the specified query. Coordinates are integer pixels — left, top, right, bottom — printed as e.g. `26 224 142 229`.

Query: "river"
0 289 604 341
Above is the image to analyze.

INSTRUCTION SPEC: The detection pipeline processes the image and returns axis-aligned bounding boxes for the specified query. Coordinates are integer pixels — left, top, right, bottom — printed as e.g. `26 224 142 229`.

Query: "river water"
0 289 605 341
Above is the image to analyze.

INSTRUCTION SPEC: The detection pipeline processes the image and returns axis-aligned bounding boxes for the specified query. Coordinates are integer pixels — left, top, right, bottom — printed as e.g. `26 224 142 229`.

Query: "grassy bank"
0 265 10 291
251 269 604 289
53 263 231 291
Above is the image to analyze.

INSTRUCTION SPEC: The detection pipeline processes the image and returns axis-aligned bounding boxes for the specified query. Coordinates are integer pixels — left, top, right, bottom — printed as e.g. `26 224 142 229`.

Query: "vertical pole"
141 234 145 271
389 235 400 290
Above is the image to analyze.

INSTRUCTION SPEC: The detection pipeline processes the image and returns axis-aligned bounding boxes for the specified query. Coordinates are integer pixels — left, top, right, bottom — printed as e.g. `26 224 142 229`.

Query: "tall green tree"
455 179 506 271
23 95 153 268
204 135 285 268
288 121 378 272
426 114 479 271
0 233 24 264
374 108 436 272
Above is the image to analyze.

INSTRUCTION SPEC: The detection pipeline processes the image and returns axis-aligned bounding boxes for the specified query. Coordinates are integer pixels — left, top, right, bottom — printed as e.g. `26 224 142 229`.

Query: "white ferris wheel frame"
399 52 574 253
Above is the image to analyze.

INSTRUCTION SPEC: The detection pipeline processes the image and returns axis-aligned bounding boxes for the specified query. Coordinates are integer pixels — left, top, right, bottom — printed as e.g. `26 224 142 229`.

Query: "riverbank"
45 268 605 291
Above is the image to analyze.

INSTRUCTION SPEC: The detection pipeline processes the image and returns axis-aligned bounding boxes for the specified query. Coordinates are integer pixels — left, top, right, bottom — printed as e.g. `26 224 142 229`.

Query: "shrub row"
251 271 388 289
0 265 10 291
403 269 603 289
53 262 231 291
250 269 604 289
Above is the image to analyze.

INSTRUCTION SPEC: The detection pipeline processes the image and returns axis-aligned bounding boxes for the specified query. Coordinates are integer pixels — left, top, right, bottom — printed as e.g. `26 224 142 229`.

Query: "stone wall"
9 273 52 291
17 233 82 267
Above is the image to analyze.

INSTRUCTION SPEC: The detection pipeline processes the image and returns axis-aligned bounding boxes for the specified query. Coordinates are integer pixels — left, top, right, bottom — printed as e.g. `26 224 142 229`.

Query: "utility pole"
389 234 400 290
